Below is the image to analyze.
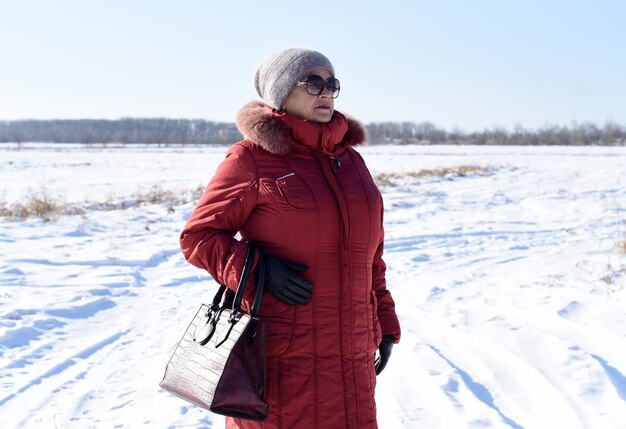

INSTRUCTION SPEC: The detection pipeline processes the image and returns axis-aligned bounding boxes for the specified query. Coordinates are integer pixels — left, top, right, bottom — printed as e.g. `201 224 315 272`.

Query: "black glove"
263 255 313 305
375 334 394 375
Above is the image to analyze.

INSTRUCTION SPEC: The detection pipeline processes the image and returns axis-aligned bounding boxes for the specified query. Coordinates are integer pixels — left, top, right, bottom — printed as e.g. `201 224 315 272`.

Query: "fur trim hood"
236 101 366 156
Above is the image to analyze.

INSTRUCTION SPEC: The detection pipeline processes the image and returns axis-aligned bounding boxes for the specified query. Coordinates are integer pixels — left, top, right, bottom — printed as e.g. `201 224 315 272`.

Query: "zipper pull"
329 156 342 174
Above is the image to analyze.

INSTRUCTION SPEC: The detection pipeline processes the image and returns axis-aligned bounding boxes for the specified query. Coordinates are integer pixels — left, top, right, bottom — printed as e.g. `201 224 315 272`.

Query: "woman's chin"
312 108 333 123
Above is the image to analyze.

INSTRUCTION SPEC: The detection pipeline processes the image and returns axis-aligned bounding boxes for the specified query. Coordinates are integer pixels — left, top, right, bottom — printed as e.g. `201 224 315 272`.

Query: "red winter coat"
180 101 401 429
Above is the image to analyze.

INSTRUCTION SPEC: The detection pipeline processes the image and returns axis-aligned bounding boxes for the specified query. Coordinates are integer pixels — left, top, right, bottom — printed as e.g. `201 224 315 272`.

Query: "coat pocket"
370 290 382 351
260 295 296 358
275 173 314 209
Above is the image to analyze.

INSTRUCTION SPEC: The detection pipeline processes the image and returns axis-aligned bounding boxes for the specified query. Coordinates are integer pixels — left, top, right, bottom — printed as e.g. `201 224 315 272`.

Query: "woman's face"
283 68 335 123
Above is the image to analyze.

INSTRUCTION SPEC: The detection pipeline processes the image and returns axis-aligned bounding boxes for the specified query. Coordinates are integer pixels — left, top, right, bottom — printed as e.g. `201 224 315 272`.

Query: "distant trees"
364 121 626 145
0 118 625 145
0 118 241 145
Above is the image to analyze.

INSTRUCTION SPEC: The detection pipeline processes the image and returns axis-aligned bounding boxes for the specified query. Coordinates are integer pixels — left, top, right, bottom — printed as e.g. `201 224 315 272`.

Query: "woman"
180 48 401 429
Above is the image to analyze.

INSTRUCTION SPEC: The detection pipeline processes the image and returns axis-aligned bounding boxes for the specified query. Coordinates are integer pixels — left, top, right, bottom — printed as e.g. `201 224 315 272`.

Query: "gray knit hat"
254 48 334 110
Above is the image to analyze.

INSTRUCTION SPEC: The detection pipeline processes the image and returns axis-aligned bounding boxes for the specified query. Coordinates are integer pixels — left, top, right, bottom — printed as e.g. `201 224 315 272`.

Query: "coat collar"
236 101 366 156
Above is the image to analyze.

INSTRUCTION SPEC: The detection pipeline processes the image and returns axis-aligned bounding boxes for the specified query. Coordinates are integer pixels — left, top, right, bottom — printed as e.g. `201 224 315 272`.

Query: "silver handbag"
159 245 268 420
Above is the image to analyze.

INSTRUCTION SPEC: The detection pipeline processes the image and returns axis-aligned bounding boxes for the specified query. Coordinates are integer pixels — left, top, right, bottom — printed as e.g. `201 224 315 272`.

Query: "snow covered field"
1 144 625 428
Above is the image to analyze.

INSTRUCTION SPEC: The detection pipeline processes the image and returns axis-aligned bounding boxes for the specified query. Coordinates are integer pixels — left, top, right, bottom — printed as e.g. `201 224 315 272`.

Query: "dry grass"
131 184 204 214
0 184 206 221
0 190 68 221
134 185 204 207
373 165 494 187
600 262 626 288
88 184 205 213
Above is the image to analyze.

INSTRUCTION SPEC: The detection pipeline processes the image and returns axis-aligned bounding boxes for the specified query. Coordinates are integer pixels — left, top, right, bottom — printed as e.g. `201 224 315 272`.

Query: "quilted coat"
180 101 401 429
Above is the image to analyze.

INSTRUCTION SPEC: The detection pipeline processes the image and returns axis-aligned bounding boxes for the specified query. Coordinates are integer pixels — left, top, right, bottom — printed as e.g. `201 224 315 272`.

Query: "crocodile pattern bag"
159 245 269 421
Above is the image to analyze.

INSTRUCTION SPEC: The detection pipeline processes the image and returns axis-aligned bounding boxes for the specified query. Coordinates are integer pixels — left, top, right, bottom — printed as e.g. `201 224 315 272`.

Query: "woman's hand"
264 256 313 305
375 335 394 375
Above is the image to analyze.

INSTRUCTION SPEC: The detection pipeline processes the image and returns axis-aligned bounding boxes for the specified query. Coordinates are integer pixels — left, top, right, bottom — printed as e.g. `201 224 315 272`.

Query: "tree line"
0 118 625 145
0 118 242 145
366 121 626 145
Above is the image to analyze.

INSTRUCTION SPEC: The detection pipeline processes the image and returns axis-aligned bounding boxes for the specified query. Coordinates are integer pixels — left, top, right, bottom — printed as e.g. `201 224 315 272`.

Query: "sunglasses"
296 75 341 98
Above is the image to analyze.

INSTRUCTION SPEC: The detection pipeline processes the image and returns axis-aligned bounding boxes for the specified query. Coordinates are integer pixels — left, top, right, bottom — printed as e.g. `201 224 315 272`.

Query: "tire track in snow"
427 344 524 429
412 324 587 429
415 294 626 428
0 330 129 407
590 354 626 401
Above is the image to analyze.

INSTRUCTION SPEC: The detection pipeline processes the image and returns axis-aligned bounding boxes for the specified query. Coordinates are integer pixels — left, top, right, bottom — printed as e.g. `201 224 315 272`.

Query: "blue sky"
1 0 625 131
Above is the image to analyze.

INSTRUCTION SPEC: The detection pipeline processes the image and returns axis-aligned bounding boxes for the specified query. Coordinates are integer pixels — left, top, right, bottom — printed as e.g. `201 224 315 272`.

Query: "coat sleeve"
372 199 402 343
350 147 401 344
180 143 259 291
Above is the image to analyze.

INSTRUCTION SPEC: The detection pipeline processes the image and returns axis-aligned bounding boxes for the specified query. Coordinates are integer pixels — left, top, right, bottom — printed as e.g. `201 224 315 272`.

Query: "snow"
1 144 625 428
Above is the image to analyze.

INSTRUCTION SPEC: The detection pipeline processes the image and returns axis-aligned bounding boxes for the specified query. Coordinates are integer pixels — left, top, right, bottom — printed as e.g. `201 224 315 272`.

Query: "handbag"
159 244 269 421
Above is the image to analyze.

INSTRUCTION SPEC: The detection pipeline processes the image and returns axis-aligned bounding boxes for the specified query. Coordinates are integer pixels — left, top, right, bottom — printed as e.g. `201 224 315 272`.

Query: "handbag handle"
249 247 265 318
231 244 265 318
210 243 265 318
211 244 266 348
210 285 228 311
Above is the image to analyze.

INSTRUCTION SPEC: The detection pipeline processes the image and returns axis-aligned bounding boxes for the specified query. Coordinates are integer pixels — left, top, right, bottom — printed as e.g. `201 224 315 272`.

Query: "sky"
1 0 625 131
